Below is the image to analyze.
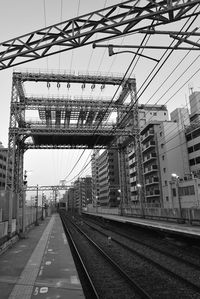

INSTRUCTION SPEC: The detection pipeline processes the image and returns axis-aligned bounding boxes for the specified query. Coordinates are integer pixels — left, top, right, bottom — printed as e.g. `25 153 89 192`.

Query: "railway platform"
0 214 84 299
84 212 200 239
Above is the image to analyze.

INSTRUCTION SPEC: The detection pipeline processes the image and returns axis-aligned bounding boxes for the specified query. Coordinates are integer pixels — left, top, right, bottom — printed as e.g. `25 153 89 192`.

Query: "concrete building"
128 105 169 203
189 91 200 122
131 119 190 208
0 143 10 190
170 107 190 128
156 121 190 208
67 187 76 211
183 91 200 178
70 176 93 211
97 149 120 207
185 123 200 177
91 150 100 206
170 176 200 210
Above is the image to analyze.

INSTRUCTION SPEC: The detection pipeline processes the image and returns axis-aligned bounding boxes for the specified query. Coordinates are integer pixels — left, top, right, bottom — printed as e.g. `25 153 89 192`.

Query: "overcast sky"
0 0 200 194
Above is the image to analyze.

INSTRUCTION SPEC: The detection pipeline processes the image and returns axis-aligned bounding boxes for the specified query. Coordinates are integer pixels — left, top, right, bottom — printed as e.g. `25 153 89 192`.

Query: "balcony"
141 129 154 143
143 152 157 163
145 176 159 186
142 140 156 153
144 164 158 174
130 167 137 174
146 189 160 197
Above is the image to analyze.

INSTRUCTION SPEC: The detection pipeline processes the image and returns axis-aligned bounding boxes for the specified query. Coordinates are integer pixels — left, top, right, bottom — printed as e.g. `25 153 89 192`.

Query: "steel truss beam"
26 185 71 191
0 0 199 70
13 71 127 85
11 126 133 136
14 97 133 112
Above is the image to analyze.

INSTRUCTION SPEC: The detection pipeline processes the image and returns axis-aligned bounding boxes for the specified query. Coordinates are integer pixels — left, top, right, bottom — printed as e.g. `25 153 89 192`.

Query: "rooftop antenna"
188 83 194 95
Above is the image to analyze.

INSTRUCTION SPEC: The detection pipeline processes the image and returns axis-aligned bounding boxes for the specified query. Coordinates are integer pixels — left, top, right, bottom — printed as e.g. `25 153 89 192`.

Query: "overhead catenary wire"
61 6 200 185
110 10 200 142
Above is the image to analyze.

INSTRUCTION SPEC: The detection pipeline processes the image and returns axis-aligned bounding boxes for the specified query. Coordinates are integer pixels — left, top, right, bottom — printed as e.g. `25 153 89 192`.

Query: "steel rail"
64 213 152 299
82 218 200 295
59 212 99 299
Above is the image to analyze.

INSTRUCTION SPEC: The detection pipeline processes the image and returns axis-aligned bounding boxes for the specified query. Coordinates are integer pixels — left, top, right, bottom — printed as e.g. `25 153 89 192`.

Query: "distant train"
57 201 67 211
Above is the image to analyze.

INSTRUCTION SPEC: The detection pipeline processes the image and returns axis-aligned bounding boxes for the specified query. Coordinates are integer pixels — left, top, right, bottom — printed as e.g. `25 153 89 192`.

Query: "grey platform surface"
0 214 84 299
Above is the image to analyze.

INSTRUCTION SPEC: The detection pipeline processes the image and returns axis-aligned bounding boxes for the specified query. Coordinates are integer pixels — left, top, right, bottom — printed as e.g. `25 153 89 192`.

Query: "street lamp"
171 173 184 223
41 192 45 220
35 184 39 226
137 183 144 218
118 189 122 215
22 170 28 235
95 196 98 213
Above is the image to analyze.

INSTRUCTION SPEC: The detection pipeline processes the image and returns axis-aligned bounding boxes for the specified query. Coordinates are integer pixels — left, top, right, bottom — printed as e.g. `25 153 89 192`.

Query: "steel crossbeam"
11 126 133 137
0 0 199 70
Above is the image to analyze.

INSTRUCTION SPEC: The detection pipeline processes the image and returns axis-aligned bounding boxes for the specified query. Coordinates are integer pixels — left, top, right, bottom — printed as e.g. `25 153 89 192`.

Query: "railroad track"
84 215 200 271
70 214 200 298
60 211 152 299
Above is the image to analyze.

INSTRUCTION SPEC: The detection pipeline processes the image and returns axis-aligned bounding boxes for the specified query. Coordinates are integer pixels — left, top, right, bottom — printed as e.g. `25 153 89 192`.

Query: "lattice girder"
0 0 199 70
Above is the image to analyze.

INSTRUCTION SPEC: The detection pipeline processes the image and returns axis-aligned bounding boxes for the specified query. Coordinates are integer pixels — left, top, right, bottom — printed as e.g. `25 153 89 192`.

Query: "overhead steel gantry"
5 70 136 233
2 0 200 233
0 0 200 70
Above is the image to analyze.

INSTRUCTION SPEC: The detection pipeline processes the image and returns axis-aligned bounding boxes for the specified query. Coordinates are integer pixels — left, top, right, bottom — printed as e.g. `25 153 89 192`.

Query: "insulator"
81 83 86 89
57 82 60 89
47 82 50 89
91 84 95 90
100 84 105 90
67 83 70 89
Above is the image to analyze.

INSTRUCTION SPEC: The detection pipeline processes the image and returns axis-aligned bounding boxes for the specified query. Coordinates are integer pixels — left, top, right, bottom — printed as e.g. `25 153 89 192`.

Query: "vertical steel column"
5 75 19 235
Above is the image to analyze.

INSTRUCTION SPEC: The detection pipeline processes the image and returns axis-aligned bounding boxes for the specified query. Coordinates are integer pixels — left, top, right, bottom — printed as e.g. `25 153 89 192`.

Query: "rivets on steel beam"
81 83 85 90
91 84 95 90
57 82 60 89
67 83 70 89
47 82 50 89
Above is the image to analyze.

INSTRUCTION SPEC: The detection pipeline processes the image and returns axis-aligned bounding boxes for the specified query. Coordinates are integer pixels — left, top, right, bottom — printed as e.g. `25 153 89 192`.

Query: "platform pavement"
85 212 200 239
0 214 85 299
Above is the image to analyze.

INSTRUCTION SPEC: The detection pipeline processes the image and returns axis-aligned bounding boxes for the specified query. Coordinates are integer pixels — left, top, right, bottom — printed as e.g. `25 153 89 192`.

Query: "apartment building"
128 105 169 203
130 118 189 208
184 91 200 177
97 149 120 207
0 142 12 190
91 150 100 206
156 121 190 208
68 176 92 211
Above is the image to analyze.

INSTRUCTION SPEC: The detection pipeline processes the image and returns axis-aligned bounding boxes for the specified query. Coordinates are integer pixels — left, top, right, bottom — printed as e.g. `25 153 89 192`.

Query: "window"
172 188 176 197
161 143 164 149
196 156 200 164
163 168 166 173
164 112 166 115
166 196 169 201
188 146 193 153
153 112 157 116
165 180 168 186
162 155 165 160
160 132 163 137
194 143 200 151
186 133 192 141
189 159 195 166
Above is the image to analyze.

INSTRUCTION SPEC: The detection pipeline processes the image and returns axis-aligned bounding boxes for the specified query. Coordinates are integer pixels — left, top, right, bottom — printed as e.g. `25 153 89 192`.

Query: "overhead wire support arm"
94 44 159 62
0 0 200 70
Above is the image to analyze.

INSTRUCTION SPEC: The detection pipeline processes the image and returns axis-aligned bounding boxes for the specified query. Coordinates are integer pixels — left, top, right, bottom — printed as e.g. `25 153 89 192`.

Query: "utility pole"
22 170 27 234
35 184 39 226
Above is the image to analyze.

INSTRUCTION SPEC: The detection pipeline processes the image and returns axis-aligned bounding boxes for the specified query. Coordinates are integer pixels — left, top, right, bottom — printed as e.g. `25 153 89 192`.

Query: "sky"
0 0 200 195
